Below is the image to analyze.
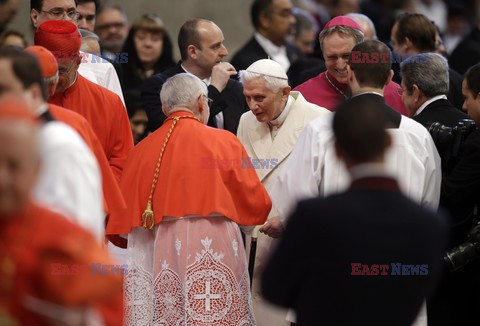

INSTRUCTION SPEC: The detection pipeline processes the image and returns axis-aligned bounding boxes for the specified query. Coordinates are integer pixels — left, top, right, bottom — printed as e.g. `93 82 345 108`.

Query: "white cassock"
270 112 441 326
237 91 329 326
34 118 104 241
79 51 125 105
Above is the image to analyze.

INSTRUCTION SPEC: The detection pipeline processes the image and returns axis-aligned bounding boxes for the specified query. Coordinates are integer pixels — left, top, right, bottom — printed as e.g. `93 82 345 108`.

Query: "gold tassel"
142 201 155 229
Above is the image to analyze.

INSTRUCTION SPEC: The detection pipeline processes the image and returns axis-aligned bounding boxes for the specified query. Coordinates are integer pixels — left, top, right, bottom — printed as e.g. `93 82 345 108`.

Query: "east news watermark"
351 263 429 276
201 157 279 170
51 263 129 276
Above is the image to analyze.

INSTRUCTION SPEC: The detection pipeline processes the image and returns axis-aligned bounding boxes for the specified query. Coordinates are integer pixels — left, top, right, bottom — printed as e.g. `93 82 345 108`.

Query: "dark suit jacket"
413 98 469 128
449 26 480 75
230 36 300 72
141 63 248 134
262 177 448 326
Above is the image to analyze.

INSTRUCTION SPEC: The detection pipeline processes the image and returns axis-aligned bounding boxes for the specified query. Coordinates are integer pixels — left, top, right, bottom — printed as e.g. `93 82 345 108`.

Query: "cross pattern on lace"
193 279 222 312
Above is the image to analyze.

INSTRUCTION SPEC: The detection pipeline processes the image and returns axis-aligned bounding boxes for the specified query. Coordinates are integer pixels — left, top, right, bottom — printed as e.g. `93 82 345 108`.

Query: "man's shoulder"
78 75 123 104
290 92 329 115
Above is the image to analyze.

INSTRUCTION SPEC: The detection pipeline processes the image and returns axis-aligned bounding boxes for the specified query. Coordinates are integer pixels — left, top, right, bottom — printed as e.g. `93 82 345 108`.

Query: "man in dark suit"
390 13 464 110
430 63 480 326
449 21 480 76
141 18 248 133
230 0 300 73
400 52 470 177
262 91 448 326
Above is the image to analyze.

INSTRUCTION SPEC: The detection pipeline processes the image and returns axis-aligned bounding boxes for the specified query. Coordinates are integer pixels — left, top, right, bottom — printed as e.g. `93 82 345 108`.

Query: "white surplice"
79 51 125 105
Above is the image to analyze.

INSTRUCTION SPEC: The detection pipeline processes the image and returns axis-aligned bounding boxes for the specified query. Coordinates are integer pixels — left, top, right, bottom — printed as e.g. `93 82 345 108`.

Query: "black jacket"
141 63 248 134
262 177 448 326
230 36 300 72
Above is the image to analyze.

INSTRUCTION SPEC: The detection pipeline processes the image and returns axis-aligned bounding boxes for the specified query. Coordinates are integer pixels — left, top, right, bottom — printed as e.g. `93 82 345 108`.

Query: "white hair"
160 73 208 114
239 71 289 92
346 13 377 39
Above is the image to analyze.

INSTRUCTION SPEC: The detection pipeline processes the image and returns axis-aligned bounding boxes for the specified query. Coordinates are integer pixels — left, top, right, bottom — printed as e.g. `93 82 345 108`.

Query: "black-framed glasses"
40 8 79 21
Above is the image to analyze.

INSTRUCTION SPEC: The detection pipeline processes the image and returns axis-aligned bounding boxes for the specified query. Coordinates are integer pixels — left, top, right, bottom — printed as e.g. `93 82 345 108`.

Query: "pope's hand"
259 216 284 238
210 62 237 92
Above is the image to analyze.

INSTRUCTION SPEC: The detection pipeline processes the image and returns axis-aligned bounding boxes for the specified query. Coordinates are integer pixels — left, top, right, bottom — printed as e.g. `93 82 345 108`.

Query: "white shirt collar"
36 103 48 116
254 32 290 71
269 95 294 127
181 64 211 86
414 95 448 116
352 91 384 98
349 162 395 181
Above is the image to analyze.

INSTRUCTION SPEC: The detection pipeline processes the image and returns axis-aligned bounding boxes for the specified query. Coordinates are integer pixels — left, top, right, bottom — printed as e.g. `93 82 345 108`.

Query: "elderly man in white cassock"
236 59 329 326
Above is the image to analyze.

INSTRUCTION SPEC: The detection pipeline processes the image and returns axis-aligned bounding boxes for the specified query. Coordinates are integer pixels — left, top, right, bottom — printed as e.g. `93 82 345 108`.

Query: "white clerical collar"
36 103 48 116
349 163 395 181
352 91 384 98
181 64 211 86
254 32 290 71
414 94 448 117
269 95 294 127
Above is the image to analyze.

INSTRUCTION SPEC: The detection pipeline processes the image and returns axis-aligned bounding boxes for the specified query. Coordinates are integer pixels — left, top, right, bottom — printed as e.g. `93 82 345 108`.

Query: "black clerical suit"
262 176 448 326
141 63 248 133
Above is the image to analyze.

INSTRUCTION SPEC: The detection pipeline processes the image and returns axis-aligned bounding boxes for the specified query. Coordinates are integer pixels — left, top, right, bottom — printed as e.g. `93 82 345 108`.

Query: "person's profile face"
462 79 480 124
194 22 228 73
76 1 96 32
322 32 356 85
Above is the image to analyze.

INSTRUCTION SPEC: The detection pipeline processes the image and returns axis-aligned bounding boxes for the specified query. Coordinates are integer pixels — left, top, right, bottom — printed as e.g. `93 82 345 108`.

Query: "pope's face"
322 32 356 85
243 77 289 123
31 0 77 28
0 121 39 217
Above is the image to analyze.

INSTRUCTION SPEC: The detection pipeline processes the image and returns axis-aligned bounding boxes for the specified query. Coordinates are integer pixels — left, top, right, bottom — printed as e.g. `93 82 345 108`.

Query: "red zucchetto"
34 20 81 58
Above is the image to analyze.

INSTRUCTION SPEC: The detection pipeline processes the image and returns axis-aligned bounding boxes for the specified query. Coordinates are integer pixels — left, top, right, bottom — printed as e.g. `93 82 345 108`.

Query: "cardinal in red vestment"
107 73 271 325
34 20 133 180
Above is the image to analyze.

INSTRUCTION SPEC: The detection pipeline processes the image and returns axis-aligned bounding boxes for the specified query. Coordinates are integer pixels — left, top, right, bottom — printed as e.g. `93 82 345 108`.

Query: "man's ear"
187 44 198 60
347 65 354 83
197 95 205 114
403 37 414 53
31 9 40 28
412 84 421 101
282 86 291 100
258 12 271 30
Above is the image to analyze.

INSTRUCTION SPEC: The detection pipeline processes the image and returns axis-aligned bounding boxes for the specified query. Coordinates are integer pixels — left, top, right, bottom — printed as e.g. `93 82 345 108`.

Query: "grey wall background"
10 0 264 61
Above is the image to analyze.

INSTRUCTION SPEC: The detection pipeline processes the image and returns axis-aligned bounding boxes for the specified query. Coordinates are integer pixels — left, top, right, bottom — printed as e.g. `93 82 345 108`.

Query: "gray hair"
79 29 100 42
346 13 377 40
293 7 318 38
319 25 364 51
239 71 289 92
400 52 449 98
160 73 208 114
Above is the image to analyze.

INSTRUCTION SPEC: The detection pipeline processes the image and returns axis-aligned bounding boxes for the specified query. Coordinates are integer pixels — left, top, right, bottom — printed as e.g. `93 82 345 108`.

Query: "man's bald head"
0 97 40 217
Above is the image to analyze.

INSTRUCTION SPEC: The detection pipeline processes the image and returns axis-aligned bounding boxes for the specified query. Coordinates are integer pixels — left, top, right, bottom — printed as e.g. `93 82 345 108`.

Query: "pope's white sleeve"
34 124 105 241
270 122 323 220
422 131 442 210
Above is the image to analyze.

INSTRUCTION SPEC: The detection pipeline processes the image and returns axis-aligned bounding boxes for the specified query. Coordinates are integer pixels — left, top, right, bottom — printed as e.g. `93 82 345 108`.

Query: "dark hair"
178 18 203 61
0 47 47 100
0 30 28 48
394 13 436 52
77 0 99 11
333 96 388 162
251 0 273 29
465 63 480 99
31 0 78 11
348 40 391 89
121 14 174 99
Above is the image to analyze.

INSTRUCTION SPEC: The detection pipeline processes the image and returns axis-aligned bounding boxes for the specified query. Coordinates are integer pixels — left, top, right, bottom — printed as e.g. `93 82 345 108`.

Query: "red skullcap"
25 46 58 78
323 16 362 32
34 20 81 59
0 96 38 125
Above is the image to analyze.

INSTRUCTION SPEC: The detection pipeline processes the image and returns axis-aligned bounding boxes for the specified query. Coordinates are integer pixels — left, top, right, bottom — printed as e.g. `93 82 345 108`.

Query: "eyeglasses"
40 8 79 21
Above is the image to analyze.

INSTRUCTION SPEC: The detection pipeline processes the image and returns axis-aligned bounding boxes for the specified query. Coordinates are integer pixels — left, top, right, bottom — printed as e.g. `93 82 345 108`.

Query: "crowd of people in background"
1 0 480 325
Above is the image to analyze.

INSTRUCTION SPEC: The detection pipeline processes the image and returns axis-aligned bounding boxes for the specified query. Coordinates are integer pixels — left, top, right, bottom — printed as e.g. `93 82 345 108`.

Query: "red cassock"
294 71 408 115
48 74 133 180
0 202 123 325
48 104 126 217
106 111 272 243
